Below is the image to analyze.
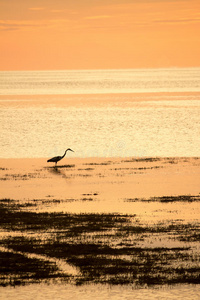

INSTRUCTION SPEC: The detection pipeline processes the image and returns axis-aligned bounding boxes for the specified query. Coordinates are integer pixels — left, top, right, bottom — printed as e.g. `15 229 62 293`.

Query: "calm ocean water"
0 68 200 158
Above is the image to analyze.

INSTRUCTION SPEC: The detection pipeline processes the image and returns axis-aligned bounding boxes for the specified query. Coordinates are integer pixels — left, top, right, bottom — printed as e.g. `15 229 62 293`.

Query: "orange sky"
0 0 200 70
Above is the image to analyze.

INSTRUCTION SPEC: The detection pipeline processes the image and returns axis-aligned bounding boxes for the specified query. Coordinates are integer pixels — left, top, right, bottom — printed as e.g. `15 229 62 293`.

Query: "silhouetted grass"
0 199 200 286
47 164 75 169
125 195 200 203
0 200 128 233
2 236 197 286
122 158 161 163
0 250 64 287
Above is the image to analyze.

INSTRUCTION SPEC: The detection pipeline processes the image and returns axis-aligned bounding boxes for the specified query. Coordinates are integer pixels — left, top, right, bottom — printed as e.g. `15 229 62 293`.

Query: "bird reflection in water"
48 163 75 179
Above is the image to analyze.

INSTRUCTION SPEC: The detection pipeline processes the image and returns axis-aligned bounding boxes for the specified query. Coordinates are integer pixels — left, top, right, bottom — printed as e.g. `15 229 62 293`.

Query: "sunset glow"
0 0 200 70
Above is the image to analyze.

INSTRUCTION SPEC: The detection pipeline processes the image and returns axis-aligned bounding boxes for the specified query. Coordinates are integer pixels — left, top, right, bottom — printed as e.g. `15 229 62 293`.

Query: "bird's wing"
47 156 61 162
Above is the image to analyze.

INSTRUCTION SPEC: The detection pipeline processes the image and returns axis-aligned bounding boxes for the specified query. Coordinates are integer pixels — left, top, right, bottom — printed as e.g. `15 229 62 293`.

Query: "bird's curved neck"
62 150 68 158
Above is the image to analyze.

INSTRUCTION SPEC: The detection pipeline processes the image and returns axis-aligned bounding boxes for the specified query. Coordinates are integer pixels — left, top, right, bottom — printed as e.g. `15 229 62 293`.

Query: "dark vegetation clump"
0 199 200 286
0 251 63 287
126 195 200 203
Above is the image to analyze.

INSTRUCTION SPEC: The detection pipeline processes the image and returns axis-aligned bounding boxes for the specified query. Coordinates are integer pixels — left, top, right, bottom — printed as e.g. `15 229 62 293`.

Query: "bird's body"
47 149 74 166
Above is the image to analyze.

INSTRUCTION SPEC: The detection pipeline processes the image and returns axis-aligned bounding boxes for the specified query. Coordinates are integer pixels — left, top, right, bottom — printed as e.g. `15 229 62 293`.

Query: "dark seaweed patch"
78 168 94 171
82 193 98 196
0 200 128 233
0 250 62 287
122 158 161 163
152 195 200 202
1 172 48 181
0 199 200 286
47 164 75 169
1 236 196 286
125 195 200 203
84 161 112 166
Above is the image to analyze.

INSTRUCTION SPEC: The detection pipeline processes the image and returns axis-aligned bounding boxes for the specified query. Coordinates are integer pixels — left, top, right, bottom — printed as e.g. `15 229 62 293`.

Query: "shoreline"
0 156 200 287
0 156 199 215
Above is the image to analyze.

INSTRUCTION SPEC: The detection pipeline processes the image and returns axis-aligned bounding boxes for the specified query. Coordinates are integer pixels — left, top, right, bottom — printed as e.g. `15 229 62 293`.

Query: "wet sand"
0 157 200 287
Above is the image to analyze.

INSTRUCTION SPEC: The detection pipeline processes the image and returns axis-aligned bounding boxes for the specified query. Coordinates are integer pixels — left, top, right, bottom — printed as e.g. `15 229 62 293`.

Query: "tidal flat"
0 199 200 287
0 157 200 288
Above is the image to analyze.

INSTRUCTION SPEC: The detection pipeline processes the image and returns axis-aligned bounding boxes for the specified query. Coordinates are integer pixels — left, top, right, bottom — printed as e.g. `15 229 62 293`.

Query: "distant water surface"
1 68 200 95
0 68 200 158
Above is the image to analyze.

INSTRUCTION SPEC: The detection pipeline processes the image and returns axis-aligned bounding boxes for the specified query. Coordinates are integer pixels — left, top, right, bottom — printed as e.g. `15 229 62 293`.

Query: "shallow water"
0 283 200 300
0 68 200 158
1 97 200 158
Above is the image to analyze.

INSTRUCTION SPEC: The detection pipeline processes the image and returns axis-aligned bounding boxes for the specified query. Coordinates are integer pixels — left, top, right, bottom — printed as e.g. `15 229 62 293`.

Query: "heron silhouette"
47 149 74 166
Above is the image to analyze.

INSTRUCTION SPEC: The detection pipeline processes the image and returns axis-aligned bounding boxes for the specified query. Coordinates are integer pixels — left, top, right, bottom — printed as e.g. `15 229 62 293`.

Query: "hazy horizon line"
1 66 200 73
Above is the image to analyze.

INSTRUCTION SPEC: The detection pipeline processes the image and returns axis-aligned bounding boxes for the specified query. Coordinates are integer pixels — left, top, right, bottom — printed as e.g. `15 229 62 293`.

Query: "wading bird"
47 149 74 166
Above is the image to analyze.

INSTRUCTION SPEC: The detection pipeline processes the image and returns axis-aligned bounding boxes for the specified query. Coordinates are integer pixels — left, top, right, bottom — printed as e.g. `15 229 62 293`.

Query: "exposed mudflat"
0 157 200 287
